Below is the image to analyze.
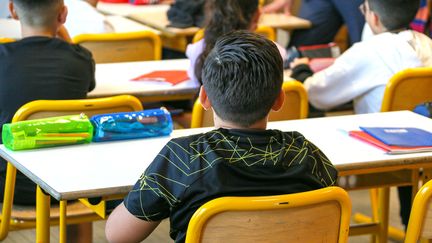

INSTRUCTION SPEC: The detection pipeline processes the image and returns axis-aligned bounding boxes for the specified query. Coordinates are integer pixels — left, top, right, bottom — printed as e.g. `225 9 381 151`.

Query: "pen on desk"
36 133 91 138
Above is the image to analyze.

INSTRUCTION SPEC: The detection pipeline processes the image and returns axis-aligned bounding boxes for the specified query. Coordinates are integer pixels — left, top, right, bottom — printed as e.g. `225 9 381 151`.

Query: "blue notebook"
360 127 432 147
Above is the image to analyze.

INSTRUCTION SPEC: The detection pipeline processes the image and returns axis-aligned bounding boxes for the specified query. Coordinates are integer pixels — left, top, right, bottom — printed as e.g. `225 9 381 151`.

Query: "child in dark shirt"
0 0 95 205
105 30 338 243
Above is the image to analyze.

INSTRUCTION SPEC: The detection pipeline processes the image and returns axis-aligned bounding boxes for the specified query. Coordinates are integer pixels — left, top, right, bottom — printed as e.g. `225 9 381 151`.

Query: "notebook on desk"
359 127 432 147
349 128 432 155
131 70 189 85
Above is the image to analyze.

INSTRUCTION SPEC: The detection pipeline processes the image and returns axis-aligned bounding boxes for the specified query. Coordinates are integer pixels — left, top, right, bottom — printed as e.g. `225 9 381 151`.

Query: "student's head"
195 0 260 84
9 0 67 29
200 30 284 128
364 0 420 33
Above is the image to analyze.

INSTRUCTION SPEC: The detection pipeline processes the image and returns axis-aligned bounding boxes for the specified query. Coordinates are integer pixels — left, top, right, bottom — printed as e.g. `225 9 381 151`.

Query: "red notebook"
349 131 432 155
131 70 189 85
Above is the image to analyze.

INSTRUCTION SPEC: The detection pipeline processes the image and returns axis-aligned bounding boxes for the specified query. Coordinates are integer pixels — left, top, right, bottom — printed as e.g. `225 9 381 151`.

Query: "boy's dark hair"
202 30 283 127
368 0 420 31
12 0 62 27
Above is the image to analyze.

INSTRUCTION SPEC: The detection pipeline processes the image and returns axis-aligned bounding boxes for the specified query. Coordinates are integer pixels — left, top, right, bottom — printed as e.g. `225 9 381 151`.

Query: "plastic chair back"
0 38 15 43
72 31 161 63
405 180 432 242
185 186 351 243
0 95 143 240
191 81 308 128
381 67 432 112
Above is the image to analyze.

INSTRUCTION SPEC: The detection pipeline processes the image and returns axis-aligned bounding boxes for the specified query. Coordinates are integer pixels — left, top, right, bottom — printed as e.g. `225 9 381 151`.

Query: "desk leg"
59 200 67 243
36 186 50 243
375 187 390 243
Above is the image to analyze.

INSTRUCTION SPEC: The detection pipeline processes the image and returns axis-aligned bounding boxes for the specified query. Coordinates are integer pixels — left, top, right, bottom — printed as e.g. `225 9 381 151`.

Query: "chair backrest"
72 31 162 63
381 67 432 112
192 25 275 44
0 38 15 43
0 95 143 239
185 186 351 243
12 95 143 122
405 180 432 242
191 80 308 128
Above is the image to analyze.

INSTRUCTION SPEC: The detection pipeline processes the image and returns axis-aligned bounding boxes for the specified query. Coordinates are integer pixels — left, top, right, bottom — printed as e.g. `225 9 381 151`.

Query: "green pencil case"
2 114 93 151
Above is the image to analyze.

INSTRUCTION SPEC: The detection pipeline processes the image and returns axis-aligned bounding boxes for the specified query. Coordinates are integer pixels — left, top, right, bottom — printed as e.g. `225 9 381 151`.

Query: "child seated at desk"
0 0 110 39
186 0 287 85
290 0 432 114
0 0 95 205
290 0 432 230
105 31 338 243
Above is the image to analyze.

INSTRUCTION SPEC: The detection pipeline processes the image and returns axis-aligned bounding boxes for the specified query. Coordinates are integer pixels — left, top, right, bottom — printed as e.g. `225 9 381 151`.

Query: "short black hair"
368 0 420 31
202 30 283 127
12 0 63 27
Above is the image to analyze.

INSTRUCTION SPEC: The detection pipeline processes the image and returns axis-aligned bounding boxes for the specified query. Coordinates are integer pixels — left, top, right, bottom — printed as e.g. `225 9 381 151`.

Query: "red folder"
349 131 432 155
131 70 189 85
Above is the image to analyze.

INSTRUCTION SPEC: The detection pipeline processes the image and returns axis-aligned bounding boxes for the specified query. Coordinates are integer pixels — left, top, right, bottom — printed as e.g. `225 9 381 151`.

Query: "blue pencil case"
90 108 173 142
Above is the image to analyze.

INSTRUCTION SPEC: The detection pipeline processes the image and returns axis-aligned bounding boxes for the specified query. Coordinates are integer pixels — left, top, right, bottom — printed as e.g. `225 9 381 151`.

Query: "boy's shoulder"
0 37 92 59
167 128 309 151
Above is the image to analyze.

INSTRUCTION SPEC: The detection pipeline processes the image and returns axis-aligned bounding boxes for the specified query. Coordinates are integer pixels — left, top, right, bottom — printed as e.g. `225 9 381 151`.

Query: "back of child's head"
195 0 259 84
368 0 420 31
12 0 63 27
202 30 283 127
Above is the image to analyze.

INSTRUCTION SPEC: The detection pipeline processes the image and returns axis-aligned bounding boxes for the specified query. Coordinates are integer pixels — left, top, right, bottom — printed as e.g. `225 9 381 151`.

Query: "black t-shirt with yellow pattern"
125 128 338 242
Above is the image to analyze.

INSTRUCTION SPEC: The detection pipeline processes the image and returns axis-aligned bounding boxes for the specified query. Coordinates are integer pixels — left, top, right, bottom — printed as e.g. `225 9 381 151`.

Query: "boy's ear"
9 1 19 20
58 5 68 25
199 86 212 111
271 89 285 112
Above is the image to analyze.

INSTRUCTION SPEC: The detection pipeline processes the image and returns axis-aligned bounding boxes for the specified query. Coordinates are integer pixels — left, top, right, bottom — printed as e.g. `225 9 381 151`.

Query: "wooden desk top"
1 111 432 201
97 2 311 37
259 13 311 30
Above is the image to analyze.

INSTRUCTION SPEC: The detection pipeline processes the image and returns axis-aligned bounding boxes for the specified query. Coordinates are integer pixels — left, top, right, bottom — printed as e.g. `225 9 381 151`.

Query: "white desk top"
1 111 432 201
0 15 158 39
90 59 198 99
0 19 21 39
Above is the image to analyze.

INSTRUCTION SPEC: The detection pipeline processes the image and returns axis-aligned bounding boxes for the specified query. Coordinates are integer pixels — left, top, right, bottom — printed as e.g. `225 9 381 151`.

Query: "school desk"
1 111 431 242
0 16 158 40
97 2 311 51
90 59 296 103
0 19 20 40
90 59 199 102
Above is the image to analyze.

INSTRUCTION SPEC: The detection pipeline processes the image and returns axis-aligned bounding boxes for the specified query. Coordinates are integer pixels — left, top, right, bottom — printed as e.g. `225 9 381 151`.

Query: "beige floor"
3 188 406 242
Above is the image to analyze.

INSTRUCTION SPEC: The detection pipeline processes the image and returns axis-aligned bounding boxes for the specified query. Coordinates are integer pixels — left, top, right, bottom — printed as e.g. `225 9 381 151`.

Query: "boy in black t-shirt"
106 31 338 243
0 0 95 206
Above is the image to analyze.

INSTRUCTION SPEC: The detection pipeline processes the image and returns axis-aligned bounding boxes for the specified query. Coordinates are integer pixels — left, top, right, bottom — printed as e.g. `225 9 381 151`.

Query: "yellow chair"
192 25 276 44
381 67 432 112
405 180 432 243
185 186 351 243
0 95 143 242
72 31 162 63
0 38 15 43
354 67 432 241
191 80 308 128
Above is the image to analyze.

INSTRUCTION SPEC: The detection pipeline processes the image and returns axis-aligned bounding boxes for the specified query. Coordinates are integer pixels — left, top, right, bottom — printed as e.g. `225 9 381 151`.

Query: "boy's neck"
214 115 268 130
21 26 57 38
